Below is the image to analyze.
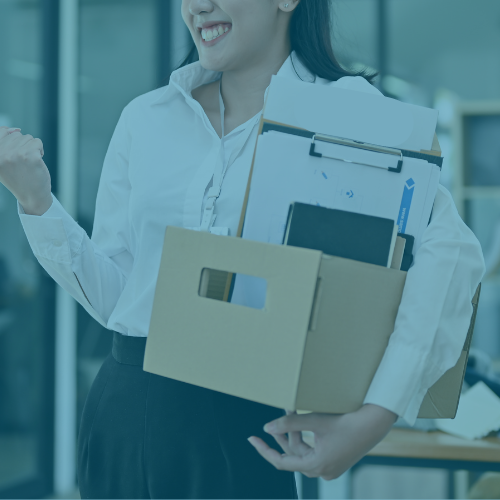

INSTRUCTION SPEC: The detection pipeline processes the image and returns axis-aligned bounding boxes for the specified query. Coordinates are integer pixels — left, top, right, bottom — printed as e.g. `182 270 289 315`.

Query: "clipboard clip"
309 134 404 173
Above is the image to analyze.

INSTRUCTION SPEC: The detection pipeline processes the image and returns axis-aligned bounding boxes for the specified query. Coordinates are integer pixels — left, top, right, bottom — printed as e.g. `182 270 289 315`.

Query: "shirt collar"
150 50 315 107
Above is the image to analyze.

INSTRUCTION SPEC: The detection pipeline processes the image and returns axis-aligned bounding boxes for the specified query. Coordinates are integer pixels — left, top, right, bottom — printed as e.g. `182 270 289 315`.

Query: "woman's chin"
198 54 230 73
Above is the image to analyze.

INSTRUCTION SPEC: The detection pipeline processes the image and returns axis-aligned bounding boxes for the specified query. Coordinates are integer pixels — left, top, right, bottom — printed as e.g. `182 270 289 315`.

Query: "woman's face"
182 0 296 73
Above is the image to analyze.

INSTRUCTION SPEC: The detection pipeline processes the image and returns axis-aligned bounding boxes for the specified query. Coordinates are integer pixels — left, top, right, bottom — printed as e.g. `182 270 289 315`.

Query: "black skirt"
77 331 299 499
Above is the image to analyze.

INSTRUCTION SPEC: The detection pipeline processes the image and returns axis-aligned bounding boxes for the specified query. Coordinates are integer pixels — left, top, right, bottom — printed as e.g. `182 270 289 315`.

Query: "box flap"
296 255 407 413
418 351 468 418
418 283 481 418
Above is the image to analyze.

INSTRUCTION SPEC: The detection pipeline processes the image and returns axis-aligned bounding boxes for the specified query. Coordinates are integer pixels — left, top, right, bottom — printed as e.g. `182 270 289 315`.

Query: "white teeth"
201 24 230 41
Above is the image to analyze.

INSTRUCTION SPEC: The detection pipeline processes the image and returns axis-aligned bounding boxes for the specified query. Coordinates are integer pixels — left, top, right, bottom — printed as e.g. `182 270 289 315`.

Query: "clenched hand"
0 126 52 215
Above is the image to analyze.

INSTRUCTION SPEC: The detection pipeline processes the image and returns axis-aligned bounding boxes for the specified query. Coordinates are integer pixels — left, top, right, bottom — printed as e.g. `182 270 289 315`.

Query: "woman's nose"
188 0 215 16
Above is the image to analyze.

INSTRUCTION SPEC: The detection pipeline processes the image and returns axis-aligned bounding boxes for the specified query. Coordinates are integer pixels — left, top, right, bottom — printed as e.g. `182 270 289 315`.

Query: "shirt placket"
182 81 258 233
182 140 223 229
179 92 222 229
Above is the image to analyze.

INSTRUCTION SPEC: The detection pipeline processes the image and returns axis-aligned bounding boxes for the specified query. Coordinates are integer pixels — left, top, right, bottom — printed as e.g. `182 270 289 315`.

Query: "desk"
300 428 500 499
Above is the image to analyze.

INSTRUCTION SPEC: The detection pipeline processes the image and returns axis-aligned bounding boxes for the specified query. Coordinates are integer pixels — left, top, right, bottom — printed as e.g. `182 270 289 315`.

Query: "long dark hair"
163 0 376 86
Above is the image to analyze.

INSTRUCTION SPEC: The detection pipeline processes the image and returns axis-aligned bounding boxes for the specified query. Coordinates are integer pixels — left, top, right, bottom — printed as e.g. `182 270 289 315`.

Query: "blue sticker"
397 178 415 233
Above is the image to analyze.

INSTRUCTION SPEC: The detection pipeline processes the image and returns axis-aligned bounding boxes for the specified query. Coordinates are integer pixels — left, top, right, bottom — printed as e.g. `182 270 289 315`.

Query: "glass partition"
76 0 159 431
0 1 54 497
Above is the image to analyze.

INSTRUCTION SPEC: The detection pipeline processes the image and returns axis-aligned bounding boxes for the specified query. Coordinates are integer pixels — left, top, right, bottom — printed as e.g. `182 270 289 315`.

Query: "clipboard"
223 117 443 303
265 121 443 173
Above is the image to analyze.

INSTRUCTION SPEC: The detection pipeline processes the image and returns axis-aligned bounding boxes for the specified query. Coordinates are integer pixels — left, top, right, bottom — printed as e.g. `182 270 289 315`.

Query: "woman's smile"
200 24 232 46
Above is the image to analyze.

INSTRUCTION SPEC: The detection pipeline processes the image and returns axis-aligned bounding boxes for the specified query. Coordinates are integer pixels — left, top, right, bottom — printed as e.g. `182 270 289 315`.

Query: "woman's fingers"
26 137 44 158
248 435 317 473
271 432 293 455
282 410 314 455
6 134 44 161
286 411 300 445
13 133 35 148
289 431 312 454
10 136 41 164
30 137 43 149
0 127 21 140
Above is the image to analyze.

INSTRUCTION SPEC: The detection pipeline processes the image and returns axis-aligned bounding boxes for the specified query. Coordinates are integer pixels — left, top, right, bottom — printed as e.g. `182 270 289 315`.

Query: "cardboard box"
144 226 480 418
144 82 479 419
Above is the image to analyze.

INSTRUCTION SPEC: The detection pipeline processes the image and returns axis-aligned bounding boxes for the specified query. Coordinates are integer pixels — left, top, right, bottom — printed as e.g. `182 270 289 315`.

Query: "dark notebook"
398 233 414 272
282 202 398 267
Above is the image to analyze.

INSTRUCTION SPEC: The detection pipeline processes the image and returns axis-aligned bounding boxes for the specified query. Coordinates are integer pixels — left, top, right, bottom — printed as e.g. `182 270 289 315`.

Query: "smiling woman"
176 0 375 85
0 2 379 499
0 0 485 498
177 0 376 141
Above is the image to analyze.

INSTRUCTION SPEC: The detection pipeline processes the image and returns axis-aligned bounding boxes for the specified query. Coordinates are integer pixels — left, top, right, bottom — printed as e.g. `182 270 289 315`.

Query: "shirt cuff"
17 195 55 217
363 341 430 426
18 193 85 264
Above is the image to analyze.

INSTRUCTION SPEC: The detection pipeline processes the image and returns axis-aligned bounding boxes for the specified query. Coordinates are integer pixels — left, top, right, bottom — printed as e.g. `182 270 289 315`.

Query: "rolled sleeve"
17 104 133 328
363 184 485 425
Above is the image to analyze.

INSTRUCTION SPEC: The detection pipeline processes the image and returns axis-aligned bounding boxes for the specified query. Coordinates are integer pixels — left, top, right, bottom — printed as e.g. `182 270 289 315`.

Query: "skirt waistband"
112 331 147 366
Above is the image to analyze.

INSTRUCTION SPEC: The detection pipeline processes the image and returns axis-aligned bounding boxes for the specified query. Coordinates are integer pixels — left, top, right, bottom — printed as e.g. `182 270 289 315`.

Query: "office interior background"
0 0 500 498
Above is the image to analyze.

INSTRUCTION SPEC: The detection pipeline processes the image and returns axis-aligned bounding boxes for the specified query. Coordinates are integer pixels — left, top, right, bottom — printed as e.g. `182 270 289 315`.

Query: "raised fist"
0 126 52 215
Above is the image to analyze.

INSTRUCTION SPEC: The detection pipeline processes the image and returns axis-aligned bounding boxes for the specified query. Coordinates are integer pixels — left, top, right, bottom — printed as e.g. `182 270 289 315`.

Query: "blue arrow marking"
397 178 415 233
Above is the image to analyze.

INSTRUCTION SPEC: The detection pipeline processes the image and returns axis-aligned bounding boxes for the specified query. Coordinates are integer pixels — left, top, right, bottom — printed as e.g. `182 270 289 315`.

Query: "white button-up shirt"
18 51 485 425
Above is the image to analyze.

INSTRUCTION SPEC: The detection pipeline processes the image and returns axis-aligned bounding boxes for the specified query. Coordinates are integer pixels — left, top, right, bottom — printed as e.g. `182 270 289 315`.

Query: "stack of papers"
231 78 441 309
264 76 438 151
436 382 500 440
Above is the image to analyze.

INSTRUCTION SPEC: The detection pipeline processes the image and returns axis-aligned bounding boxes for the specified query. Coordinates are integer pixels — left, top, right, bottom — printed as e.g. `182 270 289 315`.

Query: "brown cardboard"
390 236 406 270
144 226 480 418
145 226 322 411
294 255 407 413
417 284 481 418
420 133 442 157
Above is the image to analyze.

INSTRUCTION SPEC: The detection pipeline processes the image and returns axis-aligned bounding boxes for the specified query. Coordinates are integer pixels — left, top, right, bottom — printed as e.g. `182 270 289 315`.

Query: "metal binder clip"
309 134 404 173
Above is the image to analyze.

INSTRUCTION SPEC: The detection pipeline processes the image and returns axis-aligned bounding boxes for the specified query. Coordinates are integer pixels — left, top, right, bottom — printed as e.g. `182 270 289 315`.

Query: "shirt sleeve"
18 105 133 328
363 184 485 425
